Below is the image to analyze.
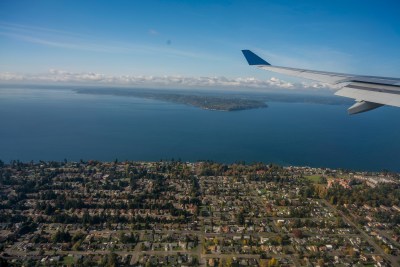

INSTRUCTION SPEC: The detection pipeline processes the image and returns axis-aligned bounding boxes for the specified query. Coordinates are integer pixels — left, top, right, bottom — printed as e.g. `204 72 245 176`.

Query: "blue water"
0 87 399 171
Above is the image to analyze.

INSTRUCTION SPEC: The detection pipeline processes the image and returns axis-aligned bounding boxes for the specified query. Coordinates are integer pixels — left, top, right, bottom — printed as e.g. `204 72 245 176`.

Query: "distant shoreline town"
0 160 399 266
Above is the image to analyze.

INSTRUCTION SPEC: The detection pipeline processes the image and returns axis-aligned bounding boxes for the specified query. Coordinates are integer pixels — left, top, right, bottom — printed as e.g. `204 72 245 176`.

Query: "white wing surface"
242 50 400 114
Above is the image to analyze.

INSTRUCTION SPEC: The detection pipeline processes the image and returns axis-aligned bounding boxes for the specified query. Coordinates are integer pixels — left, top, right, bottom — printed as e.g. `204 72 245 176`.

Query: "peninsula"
75 88 268 111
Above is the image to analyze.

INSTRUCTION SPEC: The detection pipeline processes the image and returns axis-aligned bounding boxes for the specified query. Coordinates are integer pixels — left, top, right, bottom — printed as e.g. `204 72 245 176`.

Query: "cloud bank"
0 69 335 91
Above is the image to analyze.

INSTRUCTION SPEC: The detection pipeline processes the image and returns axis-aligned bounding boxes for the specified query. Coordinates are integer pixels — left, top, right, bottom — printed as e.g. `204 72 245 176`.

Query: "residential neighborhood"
0 160 399 266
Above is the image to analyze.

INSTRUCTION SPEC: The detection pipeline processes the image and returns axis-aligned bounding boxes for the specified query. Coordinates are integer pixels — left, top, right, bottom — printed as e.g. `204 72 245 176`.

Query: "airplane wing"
242 50 400 114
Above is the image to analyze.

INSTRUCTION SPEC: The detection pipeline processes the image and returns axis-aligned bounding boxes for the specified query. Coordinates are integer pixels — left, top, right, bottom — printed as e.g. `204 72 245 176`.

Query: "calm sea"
0 87 399 171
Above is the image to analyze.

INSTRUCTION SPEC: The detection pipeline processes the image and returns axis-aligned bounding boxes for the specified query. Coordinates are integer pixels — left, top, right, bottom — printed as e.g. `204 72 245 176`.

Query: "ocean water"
0 87 399 171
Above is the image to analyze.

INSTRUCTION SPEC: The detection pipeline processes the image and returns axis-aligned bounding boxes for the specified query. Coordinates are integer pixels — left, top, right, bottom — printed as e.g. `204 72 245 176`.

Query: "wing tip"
241 50 270 66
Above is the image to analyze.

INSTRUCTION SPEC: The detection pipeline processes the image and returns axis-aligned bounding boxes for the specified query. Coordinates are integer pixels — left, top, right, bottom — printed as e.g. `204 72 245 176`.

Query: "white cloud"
301 81 339 90
0 69 336 91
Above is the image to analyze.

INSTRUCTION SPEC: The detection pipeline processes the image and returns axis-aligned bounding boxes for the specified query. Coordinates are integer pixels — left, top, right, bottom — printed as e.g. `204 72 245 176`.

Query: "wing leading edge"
242 49 400 114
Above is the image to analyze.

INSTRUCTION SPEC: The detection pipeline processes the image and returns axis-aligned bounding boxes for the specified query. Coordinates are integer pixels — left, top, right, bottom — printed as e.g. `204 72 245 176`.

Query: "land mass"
75 88 268 111
0 160 399 266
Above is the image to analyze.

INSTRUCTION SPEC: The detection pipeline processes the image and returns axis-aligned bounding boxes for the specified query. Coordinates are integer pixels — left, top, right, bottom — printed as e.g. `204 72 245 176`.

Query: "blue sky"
0 0 399 89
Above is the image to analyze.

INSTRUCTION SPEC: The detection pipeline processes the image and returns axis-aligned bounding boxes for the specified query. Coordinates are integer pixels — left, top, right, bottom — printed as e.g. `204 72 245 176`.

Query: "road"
322 199 398 266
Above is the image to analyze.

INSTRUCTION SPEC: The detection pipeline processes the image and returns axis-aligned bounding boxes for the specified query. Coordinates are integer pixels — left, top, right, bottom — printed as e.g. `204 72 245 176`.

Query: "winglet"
241 50 270 65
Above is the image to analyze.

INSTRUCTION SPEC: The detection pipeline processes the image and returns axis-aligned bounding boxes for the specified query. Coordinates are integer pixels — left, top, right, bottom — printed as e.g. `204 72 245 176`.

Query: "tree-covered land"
0 160 399 266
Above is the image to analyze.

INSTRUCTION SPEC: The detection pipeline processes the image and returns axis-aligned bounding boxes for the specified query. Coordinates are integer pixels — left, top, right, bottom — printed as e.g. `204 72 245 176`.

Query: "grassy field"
305 175 322 183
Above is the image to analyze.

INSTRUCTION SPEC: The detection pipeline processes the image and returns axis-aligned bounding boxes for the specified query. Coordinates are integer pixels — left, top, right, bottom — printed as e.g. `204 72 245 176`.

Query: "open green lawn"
305 175 322 183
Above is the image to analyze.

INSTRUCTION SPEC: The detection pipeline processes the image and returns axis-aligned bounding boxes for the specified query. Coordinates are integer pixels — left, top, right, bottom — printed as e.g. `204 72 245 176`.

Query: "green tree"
268 258 278 267
237 210 245 225
103 252 118 267
319 176 327 184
